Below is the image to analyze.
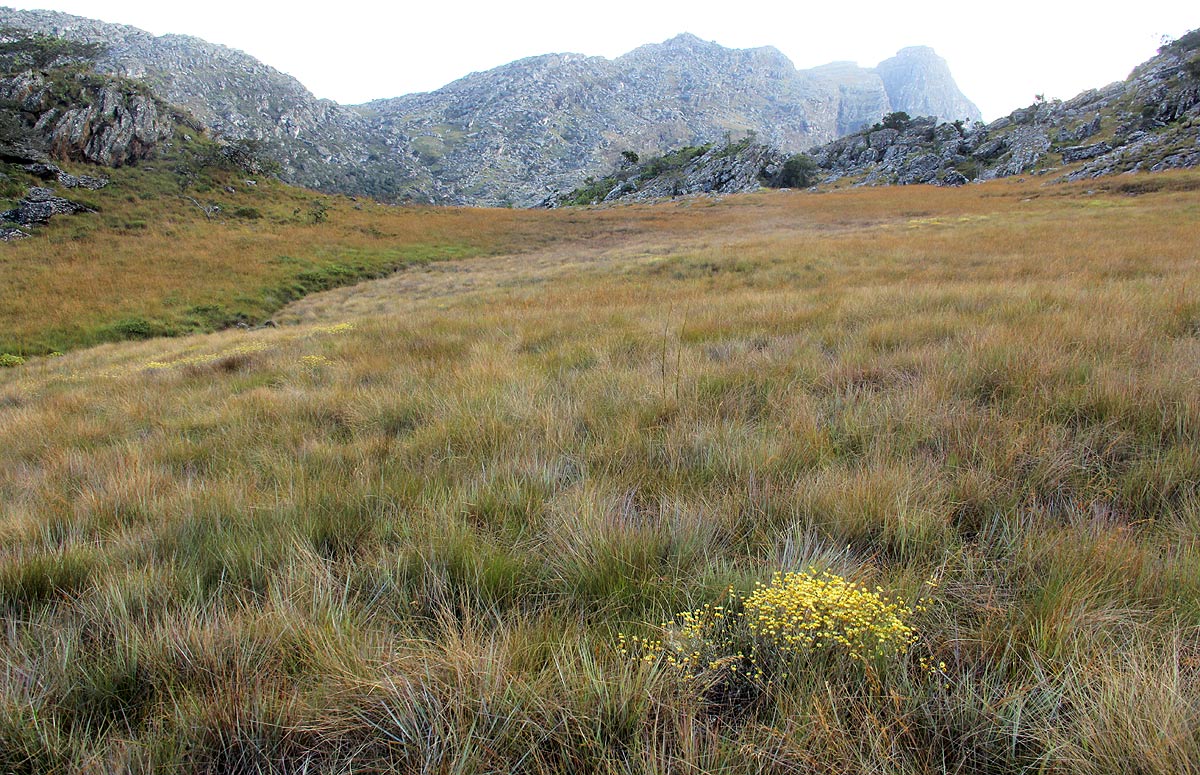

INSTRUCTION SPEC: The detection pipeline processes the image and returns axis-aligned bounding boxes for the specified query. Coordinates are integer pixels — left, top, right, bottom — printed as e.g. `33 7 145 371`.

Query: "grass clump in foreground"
1 172 1199 772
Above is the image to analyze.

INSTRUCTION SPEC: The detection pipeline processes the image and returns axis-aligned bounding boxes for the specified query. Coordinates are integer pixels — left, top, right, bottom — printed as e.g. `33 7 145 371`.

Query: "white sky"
7 0 1197 120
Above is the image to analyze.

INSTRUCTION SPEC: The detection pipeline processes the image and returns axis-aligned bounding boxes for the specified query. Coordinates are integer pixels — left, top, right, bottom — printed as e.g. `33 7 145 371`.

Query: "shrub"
1186 53 1200 81
0 28 107 71
0 353 24 367
770 153 819 188
219 138 281 176
622 570 922 703
111 317 155 340
1160 29 1200 55
881 111 912 131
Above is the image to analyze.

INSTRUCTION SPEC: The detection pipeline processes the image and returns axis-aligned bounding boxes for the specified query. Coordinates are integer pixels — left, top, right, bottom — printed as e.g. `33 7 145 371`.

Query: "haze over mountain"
0 7 980 205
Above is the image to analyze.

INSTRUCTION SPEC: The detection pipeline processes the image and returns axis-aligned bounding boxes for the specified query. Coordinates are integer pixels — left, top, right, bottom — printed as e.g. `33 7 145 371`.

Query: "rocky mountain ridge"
584 31 1200 204
362 35 979 205
0 8 980 206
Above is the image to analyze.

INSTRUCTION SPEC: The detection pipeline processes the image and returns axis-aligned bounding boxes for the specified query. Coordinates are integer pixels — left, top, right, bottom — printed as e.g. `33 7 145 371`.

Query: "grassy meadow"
1 171 1199 772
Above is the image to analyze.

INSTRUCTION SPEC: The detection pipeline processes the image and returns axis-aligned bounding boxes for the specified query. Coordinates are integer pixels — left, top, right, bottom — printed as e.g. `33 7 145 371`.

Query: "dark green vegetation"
1 173 1199 772
772 152 819 188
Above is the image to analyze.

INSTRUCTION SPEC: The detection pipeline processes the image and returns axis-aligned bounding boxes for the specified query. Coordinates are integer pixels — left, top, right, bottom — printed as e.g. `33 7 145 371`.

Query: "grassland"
1 171 1199 773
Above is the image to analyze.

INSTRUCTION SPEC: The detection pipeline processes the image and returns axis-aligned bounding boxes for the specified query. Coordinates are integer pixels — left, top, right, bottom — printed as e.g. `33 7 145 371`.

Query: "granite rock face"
0 7 435 200
874 47 981 127
0 67 176 166
573 141 789 204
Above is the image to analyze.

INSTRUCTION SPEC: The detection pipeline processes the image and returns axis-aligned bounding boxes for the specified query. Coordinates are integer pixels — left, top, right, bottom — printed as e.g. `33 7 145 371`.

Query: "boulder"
973 138 1008 160
1 187 94 225
21 163 111 190
1061 142 1112 163
869 128 900 149
940 170 969 186
896 153 942 184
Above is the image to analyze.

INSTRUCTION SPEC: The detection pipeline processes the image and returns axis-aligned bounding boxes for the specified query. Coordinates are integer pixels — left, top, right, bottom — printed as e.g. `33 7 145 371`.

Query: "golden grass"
1 172 1199 772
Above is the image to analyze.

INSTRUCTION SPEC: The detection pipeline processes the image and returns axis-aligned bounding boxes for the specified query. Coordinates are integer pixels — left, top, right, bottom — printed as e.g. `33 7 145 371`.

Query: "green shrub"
111 317 156 340
232 206 262 220
881 111 912 131
769 153 819 188
0 353 24 367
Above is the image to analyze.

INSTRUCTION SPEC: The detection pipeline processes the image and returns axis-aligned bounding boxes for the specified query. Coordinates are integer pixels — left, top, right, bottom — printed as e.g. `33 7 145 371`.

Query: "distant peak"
664 32 705 46
888 46 939 60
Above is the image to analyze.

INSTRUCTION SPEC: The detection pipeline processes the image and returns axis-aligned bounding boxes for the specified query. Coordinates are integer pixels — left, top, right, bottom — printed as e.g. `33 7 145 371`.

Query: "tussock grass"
1 172 1199 771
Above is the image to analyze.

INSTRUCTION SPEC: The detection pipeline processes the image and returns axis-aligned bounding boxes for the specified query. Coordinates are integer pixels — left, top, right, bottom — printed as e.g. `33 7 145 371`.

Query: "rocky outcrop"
563 141 788 205
1 185 93 224
363 34 980 206
0 63 178 167
21 162 108 189
0 7 435 200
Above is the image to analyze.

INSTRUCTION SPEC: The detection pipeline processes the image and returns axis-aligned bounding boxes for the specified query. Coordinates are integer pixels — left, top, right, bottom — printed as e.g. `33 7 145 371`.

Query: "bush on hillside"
767 153 818 188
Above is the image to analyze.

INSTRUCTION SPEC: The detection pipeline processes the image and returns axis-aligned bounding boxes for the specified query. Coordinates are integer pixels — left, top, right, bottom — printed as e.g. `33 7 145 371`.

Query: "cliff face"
0 10 982 205
874 47 980 128
0 28 181 167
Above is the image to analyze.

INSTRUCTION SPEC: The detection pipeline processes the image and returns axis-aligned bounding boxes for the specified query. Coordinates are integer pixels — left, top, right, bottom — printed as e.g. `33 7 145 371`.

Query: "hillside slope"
587 29 1200 202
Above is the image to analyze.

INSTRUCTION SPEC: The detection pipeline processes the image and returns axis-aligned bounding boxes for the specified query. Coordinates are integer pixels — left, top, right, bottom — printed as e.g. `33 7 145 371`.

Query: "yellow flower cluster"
618 602 735 677
742 570 915 663
620 570 924 687
144 343 269 370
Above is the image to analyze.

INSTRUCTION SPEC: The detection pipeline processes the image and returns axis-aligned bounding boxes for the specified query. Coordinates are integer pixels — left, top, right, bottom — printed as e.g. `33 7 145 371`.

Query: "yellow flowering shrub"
621 569 925 692
743 570 915 662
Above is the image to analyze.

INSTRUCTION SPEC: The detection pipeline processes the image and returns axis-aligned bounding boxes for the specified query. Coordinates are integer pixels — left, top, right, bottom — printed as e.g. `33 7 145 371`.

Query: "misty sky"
6 0 1197 120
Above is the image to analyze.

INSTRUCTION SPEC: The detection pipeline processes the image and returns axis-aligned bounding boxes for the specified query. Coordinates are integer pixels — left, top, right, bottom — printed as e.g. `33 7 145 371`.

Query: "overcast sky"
7 0 1197 120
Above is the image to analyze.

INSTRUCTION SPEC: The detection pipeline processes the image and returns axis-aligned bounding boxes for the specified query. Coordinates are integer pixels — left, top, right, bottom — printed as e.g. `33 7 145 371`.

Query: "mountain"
361 34 980 205
0 8 981 205
873 47 980 129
